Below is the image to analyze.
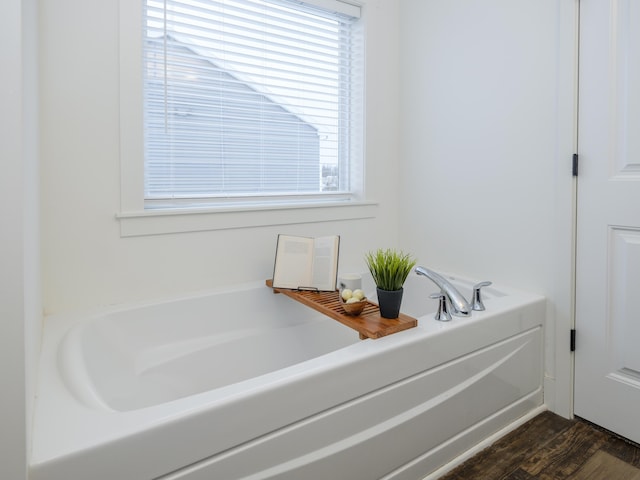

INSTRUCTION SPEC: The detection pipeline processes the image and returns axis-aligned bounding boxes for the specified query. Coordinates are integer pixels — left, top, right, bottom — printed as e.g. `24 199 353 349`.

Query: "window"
142 0 363 208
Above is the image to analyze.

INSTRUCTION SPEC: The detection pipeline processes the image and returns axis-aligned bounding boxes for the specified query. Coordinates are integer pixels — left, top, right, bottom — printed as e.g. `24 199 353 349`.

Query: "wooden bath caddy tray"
266 279 418 340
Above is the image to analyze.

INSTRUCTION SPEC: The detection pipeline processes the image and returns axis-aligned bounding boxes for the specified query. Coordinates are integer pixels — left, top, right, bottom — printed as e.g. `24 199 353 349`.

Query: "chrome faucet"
415 266 471 317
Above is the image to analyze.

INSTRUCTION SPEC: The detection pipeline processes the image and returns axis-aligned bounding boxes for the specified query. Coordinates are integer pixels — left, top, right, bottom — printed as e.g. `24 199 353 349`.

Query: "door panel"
610 228 640 376
574 0 640 443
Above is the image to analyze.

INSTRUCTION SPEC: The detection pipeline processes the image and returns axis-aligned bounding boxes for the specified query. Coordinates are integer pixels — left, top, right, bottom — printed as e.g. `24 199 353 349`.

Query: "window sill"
116 201 378 237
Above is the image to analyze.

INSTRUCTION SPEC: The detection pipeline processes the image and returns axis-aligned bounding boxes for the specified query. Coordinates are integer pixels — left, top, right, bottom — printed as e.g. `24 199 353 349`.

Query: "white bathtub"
31 272 545 480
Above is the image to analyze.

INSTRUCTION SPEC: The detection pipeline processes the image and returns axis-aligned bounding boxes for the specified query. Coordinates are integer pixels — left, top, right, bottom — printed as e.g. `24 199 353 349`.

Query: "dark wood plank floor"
438 411 640 479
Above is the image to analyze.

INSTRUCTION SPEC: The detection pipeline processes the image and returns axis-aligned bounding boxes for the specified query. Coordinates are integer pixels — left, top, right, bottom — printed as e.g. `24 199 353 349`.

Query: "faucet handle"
471 281 492 311
430 292 452 322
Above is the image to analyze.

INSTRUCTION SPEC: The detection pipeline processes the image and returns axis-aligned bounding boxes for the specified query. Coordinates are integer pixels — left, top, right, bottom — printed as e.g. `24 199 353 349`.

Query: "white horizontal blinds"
143 0 360 201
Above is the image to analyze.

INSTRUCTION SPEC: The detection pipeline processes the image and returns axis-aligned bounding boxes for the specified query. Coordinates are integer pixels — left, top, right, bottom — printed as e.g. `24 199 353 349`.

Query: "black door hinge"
570 329 576 352
572 154 579 176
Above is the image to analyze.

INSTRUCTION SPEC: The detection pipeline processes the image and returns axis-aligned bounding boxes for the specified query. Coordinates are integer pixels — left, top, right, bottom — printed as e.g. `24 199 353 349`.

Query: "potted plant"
365 248 416 319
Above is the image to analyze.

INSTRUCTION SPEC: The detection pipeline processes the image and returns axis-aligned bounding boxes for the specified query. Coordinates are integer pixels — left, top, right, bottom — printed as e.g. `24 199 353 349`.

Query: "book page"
311 236 339 291
272 235 314 289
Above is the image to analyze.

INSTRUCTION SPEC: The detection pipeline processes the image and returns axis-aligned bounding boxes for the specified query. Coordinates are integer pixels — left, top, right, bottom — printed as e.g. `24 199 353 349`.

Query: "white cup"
339 273 362 291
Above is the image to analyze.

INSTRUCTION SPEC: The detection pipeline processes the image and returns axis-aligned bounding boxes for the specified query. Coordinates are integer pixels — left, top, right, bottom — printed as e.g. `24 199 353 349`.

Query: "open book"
272 234 340 292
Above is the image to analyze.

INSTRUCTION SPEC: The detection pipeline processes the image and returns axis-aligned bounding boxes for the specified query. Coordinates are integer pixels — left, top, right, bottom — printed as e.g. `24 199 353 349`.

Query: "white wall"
23 0 42 456
40 0 402 314
397 0 576 416
0 0 41 478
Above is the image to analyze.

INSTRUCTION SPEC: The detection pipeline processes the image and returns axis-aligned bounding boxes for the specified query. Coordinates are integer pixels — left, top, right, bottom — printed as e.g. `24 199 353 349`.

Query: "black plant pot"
376 287 403 319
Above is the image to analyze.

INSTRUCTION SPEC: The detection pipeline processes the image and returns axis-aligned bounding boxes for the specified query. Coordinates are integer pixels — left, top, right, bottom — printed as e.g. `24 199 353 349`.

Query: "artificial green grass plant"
365 249 417 292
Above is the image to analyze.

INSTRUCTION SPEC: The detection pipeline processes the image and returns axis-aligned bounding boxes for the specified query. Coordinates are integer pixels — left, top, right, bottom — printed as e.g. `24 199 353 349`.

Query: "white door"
574 0 640 443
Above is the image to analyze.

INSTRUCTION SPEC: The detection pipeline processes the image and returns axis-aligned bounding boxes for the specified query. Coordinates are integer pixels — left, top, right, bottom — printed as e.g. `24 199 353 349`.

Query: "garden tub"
31 272 545 480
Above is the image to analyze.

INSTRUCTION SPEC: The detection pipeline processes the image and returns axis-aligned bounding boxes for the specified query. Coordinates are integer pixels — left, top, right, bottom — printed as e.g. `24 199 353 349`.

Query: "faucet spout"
415 266 471 317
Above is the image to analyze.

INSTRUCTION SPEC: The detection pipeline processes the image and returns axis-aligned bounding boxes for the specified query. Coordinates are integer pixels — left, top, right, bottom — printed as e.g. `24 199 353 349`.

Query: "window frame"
118 0 375 237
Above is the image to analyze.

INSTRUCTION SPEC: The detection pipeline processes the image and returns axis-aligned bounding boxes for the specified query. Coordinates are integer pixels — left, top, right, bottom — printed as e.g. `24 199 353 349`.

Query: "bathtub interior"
60 283 360 412
59 273 509 413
